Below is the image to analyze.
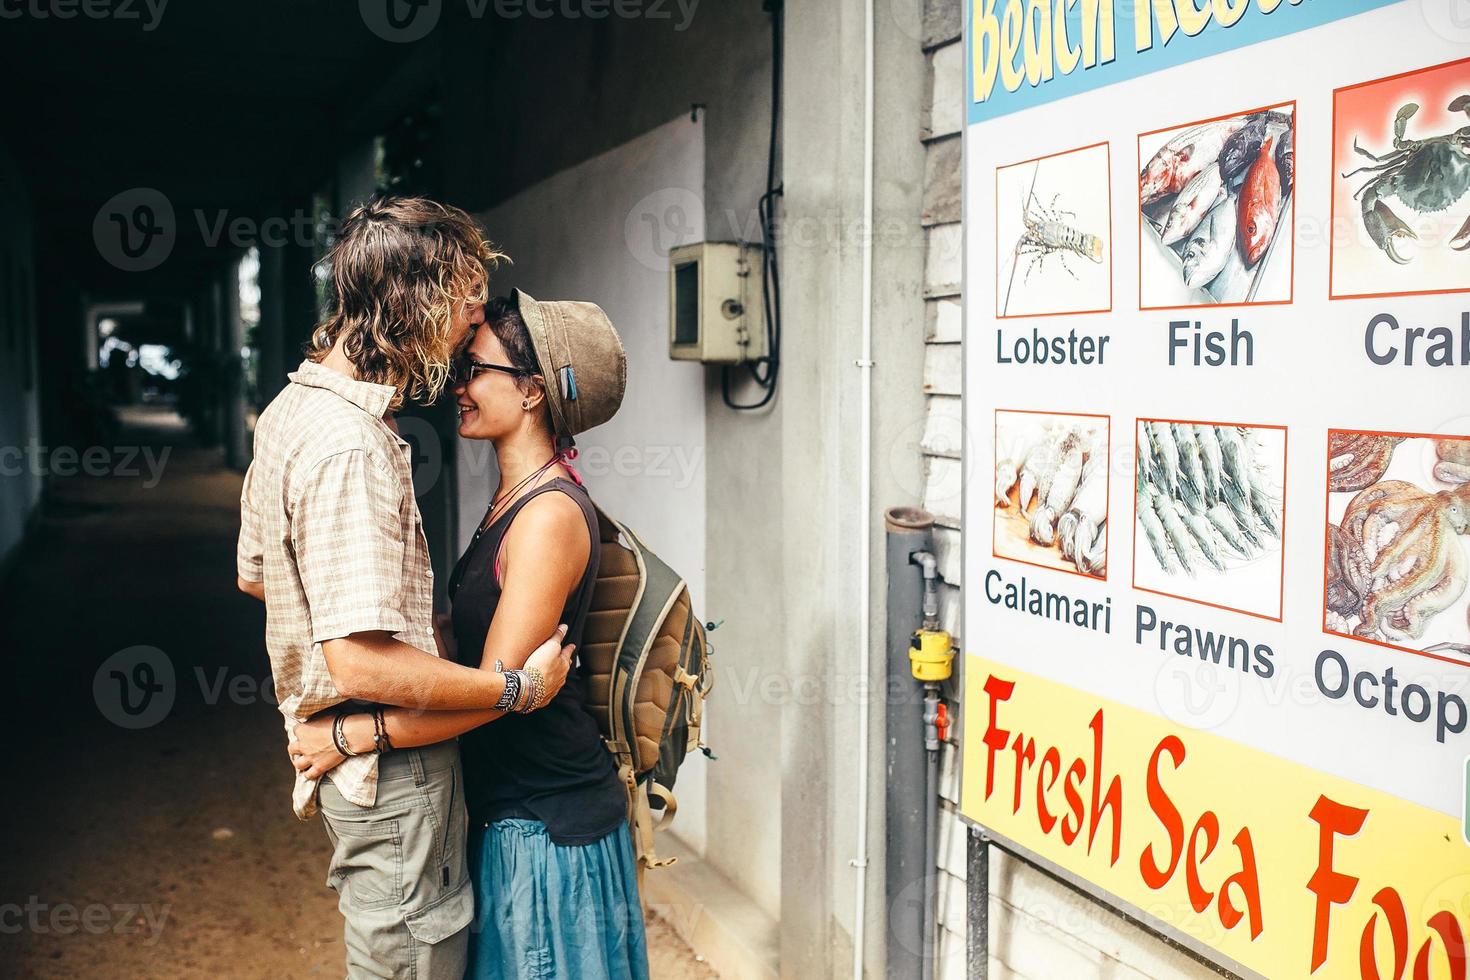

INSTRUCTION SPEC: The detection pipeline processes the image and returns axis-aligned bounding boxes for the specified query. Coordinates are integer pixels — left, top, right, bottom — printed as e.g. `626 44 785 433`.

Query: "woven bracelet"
495 670 521 713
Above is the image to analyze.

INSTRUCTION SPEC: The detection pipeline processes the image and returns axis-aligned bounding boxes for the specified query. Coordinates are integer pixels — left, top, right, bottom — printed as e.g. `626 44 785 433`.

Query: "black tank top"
447 478 627 844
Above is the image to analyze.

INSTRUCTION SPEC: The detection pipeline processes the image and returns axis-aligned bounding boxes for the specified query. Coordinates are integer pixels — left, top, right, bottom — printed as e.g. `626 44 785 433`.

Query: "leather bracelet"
371 708 391 754
332 714 360 758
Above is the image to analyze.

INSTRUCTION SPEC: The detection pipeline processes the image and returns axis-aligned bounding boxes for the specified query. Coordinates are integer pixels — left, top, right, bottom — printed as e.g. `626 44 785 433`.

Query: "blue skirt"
466 818 650 980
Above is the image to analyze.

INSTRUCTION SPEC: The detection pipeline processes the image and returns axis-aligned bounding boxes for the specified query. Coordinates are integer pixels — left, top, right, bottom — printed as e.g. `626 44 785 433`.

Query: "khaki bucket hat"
512 287 627 441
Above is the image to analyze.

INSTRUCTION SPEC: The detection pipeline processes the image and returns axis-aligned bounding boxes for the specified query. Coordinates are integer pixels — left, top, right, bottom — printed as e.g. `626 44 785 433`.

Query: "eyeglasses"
450 356 528 387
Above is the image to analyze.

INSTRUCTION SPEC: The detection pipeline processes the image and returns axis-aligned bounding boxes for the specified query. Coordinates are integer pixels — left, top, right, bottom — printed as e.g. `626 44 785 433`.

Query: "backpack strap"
631 781 678 885
610 750 677 897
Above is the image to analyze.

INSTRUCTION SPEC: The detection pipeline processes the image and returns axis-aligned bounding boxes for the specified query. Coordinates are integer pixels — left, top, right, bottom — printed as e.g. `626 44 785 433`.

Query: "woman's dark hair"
484 295 542 396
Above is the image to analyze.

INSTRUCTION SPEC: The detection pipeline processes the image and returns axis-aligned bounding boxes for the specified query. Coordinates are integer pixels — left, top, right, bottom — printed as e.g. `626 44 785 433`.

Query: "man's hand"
523 624 575 709
288 715 348 782
237 576 265 602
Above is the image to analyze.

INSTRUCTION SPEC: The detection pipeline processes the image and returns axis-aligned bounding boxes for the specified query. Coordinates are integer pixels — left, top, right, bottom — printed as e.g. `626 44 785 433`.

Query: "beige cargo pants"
319 741 472 979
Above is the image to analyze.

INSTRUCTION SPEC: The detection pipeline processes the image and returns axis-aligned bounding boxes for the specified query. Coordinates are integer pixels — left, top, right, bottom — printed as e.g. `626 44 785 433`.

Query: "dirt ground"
0 408 716 979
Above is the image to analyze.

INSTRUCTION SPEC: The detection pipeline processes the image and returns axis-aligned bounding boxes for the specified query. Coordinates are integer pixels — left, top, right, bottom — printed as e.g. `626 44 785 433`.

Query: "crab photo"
1331 57 1470 300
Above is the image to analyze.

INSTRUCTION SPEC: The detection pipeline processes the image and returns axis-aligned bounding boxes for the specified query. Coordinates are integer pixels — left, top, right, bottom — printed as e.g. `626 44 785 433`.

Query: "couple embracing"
236 196 649 979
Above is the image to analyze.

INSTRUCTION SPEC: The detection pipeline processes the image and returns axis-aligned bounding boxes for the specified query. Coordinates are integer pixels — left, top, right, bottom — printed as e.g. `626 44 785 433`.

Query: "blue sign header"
967 0 1402 125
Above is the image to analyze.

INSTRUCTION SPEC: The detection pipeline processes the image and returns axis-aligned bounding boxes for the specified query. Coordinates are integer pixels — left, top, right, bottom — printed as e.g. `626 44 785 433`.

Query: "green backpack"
580 505 714 879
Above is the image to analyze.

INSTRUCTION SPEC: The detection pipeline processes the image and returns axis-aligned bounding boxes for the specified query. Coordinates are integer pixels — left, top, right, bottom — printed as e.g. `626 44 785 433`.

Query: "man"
237 196 573 978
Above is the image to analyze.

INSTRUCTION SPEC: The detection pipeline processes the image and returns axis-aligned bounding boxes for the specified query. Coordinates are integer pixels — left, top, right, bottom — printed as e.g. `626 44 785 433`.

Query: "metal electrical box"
668 241 767 364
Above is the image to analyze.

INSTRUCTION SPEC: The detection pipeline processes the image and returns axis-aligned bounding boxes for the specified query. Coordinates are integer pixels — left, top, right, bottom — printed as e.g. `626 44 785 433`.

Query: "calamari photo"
994 411 1110 579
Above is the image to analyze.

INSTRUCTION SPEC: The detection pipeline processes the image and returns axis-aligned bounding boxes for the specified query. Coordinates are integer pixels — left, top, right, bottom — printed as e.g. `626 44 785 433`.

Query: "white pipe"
850 0 876 971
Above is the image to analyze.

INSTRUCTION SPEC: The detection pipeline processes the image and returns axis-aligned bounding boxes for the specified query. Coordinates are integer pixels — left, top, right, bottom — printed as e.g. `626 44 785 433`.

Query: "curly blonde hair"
307 196 505 409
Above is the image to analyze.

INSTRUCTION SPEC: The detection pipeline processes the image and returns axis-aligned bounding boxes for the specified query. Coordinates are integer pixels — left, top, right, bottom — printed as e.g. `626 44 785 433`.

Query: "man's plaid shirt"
238 360 439 818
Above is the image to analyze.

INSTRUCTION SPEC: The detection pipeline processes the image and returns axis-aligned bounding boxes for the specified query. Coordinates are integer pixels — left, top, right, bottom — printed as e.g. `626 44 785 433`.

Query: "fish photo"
996 142 1112 318
1132 419 1287 621
1323 430 1470 665
994 410 1110 579
1330 57 1470 301
1138 103 1296 311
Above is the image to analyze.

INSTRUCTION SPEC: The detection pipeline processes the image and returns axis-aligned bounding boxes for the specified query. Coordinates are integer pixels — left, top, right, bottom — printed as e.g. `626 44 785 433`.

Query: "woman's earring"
522 399 531 411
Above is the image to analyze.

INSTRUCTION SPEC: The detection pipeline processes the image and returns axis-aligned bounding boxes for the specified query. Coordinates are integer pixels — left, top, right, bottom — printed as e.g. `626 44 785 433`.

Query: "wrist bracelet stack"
332 714 360 758
494 670 523 712
492 667 550 714
371 708 393 753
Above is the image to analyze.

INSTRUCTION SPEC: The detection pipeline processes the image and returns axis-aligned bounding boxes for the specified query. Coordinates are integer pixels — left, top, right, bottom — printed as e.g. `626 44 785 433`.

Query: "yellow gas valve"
908 629 955 682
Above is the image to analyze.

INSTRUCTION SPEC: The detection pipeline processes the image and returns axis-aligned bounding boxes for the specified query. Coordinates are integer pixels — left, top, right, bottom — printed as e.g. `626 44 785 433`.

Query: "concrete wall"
437 0 785 932
0 143 43 572
457 115 712 854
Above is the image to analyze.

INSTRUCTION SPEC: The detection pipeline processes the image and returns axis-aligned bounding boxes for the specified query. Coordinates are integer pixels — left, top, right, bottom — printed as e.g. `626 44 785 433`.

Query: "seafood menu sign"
969 0 1400 123
962 3 1470 978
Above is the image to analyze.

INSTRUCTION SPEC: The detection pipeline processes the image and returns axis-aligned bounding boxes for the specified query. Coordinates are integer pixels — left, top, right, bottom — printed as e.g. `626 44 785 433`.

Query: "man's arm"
291 450 572 711
288 626 575 779
237 576 265 602
321 630 510 710
236 462 266 602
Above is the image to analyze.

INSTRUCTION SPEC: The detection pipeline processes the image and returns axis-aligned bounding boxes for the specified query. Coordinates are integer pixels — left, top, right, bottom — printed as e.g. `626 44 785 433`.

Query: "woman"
289 289 648 980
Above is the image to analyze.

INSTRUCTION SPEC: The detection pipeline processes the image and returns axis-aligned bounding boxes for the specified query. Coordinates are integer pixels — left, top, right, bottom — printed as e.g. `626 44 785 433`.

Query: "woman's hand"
523 624 575 709
288 715 348 781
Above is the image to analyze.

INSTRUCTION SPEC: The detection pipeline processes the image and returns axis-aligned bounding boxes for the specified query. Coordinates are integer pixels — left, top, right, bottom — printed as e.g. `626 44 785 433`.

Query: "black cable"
723 0 783 411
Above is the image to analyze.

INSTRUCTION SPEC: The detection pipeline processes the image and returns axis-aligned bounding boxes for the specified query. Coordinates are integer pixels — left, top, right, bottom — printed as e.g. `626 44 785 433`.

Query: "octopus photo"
1435 437 1470 485
1340 480 1470 642
1328 433 1404 492
1324 523 1369 632
1423 606 1470 659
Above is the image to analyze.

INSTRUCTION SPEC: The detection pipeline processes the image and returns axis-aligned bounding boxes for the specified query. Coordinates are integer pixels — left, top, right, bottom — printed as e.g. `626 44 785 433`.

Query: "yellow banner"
961 654 1469 979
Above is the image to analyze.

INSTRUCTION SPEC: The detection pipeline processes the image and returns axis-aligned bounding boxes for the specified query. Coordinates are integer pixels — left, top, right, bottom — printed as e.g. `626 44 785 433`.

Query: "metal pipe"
967 829 989 979
922 685 941 980
912 550 939 630
907 544 949 978
851 0 876 971
883 509 933 979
